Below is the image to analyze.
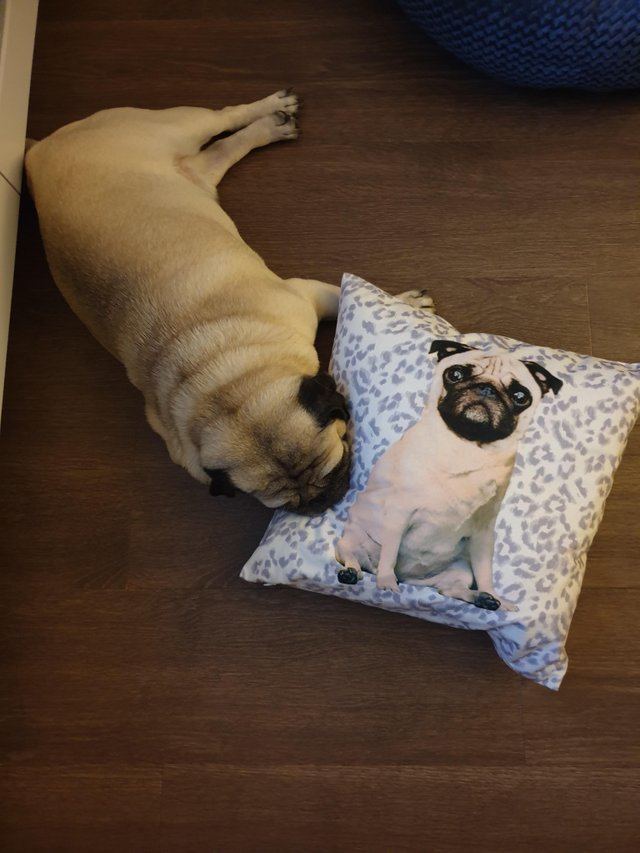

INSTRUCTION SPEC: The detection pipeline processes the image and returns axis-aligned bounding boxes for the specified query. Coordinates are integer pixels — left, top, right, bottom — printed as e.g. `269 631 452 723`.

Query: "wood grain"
1 0 639 850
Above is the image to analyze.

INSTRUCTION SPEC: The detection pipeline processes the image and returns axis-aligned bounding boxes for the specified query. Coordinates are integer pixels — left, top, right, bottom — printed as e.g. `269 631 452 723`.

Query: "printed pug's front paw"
376 572 400 593
397 289 435 314
335 547 363 585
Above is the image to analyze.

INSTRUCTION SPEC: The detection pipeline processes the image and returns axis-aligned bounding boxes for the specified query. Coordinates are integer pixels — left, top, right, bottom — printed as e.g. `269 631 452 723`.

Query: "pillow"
241 274 640 689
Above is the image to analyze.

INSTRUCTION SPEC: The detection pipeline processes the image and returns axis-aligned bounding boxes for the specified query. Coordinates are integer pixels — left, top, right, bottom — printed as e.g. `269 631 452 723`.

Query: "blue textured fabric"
396 0 640 90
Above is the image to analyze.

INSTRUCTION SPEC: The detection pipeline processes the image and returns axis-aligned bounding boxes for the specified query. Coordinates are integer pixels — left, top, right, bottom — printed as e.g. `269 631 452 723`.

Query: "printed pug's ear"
203 467 236 497
298 372 349 428
523 361 563 396
429 340 475 362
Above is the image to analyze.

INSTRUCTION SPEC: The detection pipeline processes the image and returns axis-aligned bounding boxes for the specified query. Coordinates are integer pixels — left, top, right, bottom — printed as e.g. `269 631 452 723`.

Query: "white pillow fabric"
241 274 640 689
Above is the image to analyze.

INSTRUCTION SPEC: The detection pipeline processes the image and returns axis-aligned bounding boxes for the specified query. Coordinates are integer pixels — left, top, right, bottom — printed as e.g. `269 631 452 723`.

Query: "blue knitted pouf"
396 0 640 90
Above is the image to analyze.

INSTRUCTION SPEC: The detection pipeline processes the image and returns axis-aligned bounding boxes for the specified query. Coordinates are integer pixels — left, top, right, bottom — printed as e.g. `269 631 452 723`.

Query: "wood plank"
0 766 162 853
159 764 640 853
588 275 640 365
522 590 640 765
1 588 524 767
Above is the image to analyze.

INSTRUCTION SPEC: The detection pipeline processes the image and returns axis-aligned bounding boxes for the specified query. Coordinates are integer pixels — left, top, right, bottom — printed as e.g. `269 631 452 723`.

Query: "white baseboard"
0 0 39 421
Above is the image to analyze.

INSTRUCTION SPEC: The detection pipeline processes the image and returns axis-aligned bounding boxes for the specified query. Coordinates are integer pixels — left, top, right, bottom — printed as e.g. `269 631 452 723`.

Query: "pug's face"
199 371 351 514
430 341 563 444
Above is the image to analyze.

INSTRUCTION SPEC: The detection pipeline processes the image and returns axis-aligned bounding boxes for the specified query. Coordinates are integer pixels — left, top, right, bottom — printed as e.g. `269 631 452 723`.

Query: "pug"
336 340 563 609
25 91 354 513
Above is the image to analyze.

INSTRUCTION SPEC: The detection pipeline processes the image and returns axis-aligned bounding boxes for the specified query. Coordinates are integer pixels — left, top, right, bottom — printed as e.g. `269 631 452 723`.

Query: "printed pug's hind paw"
397 289 435 314
474 591 519 612
474 591 500 611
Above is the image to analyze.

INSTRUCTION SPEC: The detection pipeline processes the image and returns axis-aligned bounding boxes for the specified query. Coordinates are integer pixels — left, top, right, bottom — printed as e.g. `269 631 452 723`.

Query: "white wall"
0 0 39 421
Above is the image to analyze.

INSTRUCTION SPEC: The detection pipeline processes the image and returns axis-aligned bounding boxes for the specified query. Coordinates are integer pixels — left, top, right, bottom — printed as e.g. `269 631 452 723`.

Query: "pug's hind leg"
412 562 476 603
161 90 300 153
397 290 435 314
182 109 299 189
414 563 515 612
215 88 300 132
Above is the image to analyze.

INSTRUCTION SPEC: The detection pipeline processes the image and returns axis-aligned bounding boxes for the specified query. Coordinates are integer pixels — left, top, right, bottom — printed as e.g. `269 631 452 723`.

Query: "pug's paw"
397 289 435 314
271 110 298 139
274 87 300 115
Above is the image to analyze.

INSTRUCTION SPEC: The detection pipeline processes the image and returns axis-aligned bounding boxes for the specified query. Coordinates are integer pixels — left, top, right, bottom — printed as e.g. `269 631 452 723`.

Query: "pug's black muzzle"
288 443 352 516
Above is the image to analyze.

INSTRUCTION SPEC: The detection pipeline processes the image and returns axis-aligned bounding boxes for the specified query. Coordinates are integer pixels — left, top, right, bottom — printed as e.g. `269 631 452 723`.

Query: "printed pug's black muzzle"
438 380 520 443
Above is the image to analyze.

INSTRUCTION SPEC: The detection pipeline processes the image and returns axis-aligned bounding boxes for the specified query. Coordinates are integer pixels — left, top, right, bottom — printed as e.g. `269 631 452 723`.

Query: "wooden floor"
2 1 639 850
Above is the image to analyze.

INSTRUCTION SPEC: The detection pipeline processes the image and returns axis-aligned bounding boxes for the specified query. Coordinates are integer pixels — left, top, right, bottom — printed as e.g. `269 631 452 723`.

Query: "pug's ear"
523 362 563 396
203 468 236 497
429 340 475 362
298 372 349 428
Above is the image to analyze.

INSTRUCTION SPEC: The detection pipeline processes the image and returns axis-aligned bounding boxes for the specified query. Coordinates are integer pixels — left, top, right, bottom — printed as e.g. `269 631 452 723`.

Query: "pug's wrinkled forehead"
430 340 563 398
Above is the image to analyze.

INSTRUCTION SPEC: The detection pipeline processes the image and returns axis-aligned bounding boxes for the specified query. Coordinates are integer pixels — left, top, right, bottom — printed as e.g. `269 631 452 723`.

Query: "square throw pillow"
241 274 640 689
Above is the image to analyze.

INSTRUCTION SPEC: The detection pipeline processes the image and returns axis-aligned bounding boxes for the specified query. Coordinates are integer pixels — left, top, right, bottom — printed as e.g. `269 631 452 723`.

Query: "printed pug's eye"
444 365 469 384
511 387 532 408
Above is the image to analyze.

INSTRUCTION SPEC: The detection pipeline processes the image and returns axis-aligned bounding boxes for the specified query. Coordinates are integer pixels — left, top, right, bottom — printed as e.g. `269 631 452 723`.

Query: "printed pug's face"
431 344 561 444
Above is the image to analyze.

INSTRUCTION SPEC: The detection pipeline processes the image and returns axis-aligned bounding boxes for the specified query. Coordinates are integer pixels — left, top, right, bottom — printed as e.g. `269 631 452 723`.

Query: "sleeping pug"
336 341 563 609
25 90 352 513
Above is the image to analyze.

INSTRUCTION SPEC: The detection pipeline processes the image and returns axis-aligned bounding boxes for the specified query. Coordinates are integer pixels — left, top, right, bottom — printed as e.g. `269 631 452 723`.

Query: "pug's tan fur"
25 91 351 512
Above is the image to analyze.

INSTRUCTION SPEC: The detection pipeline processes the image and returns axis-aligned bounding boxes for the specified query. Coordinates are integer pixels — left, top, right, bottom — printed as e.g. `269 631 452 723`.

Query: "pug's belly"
395 510 470 581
